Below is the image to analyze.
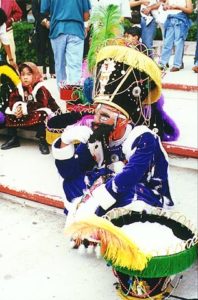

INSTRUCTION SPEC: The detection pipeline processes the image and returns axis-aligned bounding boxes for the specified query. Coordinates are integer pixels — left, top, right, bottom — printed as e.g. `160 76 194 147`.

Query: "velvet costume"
53 124 174 215
5 83 60 127
5 62 60 128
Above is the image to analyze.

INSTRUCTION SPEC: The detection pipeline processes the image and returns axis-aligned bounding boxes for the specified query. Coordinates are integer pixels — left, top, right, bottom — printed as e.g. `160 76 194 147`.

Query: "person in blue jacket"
52 45 174 222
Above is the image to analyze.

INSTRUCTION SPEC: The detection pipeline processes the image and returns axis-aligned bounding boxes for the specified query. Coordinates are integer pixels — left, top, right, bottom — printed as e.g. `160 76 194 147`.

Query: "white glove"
75 196 100 221
61 125 93 145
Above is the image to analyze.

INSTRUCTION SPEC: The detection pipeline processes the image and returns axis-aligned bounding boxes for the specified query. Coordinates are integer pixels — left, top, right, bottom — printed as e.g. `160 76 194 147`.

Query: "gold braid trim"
96 45 162 104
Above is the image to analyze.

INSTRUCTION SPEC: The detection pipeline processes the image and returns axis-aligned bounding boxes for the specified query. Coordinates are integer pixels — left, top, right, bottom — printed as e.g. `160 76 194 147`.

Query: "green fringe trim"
107 244 198 278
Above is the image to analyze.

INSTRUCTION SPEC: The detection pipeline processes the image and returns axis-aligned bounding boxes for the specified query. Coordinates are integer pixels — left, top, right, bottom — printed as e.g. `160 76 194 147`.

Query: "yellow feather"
65 215 151 271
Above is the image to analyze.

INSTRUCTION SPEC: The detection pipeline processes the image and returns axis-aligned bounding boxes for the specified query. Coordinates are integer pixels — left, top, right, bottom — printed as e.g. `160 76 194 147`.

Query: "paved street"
0 197 197 300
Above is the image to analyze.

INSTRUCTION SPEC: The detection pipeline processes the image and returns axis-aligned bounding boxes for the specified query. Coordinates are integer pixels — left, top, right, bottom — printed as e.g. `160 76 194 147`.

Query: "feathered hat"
93 45 162 123
0 63 21 124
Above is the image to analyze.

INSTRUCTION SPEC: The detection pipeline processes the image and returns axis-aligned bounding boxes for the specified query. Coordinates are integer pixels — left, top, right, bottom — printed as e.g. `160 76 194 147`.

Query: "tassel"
78 244 86 255
95 244 101 259
87 244 94 254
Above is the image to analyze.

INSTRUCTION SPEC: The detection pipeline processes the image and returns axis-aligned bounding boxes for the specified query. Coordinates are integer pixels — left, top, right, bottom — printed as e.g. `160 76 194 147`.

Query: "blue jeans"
160 17 185 68
51 34 84 86
141 17 157 56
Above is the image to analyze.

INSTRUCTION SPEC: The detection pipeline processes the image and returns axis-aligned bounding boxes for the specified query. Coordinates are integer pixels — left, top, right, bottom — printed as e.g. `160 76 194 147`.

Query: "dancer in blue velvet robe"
52 45 174 220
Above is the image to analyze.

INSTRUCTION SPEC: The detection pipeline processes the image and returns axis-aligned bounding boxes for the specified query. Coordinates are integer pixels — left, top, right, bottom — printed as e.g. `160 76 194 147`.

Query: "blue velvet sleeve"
55 142 95 180
105 132 157 195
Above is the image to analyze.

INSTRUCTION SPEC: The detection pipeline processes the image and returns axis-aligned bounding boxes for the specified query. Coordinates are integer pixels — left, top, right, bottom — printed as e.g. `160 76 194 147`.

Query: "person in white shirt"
0 8 17 69
159 0 193 71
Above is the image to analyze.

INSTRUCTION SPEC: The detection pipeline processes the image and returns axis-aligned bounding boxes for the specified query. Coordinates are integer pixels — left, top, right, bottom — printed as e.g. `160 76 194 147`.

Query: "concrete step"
153 40 196 57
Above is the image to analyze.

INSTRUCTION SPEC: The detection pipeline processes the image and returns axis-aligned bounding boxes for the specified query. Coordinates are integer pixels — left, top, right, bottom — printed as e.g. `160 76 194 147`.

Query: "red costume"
0 0 22 31
5 62 60 127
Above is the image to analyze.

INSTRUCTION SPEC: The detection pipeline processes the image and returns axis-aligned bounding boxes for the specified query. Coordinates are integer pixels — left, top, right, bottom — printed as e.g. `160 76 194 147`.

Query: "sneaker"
39 138 50 155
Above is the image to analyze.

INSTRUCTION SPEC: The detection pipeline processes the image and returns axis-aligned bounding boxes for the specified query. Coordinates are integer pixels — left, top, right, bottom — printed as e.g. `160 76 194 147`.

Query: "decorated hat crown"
94 45 161 122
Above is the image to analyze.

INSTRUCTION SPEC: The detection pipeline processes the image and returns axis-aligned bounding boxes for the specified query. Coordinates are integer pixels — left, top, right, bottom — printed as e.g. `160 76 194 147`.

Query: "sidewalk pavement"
0 197 197 300
161 55 198 91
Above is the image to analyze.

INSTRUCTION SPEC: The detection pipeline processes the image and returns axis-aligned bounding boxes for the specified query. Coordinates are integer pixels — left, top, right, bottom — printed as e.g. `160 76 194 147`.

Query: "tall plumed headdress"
93 45 162 123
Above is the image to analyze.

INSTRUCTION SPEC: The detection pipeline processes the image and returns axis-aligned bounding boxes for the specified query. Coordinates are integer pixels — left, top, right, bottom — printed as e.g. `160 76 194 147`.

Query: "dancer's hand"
61 125 93 145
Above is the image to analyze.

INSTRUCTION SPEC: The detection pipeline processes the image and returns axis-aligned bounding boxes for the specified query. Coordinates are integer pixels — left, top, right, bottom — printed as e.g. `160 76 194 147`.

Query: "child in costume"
1 62 60 154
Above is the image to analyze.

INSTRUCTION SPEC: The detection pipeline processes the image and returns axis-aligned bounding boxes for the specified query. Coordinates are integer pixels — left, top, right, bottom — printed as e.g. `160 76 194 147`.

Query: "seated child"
1 62 60 154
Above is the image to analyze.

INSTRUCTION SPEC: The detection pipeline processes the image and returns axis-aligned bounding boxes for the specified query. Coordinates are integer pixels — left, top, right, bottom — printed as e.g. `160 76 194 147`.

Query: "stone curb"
162 83 198 92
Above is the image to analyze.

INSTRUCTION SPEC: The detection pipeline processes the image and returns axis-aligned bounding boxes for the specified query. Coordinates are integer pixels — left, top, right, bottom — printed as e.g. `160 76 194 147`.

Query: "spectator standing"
16 0 27 20
152 0 168 38
0 8 17 69
41 0 91 89
159 0 193 72
32 0 55 79
0 0 22 63
130 0 160 57
192 8 198 73
192 31 198 73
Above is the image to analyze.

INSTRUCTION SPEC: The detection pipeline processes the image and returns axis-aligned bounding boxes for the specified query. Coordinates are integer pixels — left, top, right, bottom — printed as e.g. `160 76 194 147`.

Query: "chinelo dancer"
52 43 174 229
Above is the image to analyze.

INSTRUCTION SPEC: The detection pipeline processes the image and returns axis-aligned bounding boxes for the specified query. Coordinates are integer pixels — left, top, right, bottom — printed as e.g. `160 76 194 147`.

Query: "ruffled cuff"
52 138 75 160
92 184 116 210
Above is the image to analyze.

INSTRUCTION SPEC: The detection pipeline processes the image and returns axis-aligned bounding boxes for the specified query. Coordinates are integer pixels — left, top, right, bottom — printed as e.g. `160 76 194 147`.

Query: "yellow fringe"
117 288 164 300
66 215 151 271
46 129 61 145
0 65 21 86
96 45 162 104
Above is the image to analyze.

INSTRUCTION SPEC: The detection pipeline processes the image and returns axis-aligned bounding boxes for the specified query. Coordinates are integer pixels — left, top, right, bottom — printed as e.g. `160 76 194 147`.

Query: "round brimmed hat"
93 45 162 121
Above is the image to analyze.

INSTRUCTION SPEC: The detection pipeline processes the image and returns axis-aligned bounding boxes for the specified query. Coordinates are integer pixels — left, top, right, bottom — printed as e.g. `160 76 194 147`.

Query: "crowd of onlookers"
1 1 197 76
0 0 197 156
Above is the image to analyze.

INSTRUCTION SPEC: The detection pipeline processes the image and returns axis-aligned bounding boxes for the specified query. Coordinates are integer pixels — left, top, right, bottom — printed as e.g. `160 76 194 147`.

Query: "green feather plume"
87 4 123 73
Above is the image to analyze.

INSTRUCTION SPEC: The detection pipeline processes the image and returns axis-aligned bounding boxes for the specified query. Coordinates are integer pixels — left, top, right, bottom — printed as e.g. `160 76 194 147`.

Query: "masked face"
93 104 129 141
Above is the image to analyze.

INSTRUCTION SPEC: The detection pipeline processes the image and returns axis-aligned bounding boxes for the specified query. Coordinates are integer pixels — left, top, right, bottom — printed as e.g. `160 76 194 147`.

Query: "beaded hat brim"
94 45 162 119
